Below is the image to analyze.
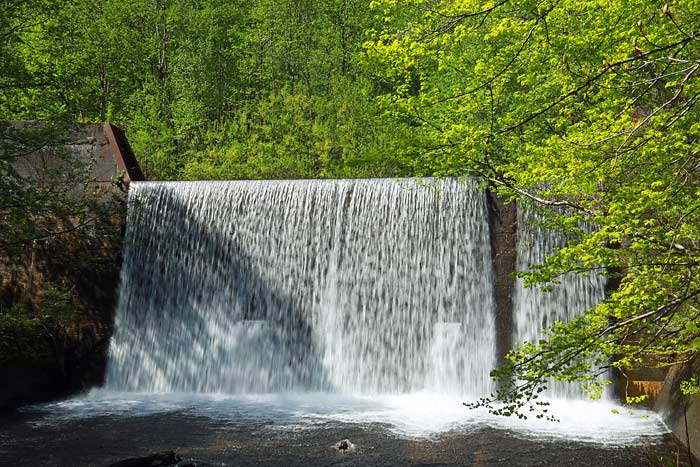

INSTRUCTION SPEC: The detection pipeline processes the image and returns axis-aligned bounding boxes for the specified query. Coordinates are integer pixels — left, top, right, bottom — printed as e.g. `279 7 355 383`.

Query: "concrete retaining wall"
8 121 143 189
655 359 700 464
0 121 143 412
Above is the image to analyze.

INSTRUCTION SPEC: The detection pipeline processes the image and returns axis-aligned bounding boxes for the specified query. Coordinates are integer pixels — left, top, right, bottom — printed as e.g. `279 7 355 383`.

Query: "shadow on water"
107 184 332 392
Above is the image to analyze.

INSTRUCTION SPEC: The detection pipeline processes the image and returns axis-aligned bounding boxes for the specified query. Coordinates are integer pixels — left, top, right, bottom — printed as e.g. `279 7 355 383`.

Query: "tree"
365 0 700 417
1 0 420 181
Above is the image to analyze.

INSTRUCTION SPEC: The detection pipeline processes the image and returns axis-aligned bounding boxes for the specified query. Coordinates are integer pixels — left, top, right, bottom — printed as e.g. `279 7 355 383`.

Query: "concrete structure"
8 121 143 190
0 121 143 412
655 359 700 464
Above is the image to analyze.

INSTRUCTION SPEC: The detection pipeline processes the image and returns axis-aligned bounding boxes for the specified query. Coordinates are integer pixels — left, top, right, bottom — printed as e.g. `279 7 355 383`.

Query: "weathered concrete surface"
613 365 670 408
8 121 143 191
655 358 700 464
486 192 517 366
0 121 142 412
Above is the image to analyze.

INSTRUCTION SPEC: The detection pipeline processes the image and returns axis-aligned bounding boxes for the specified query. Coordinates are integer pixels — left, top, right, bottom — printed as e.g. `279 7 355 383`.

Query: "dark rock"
336 439 354 451
108 450 181 467
0 363 65 413
0 321 113 413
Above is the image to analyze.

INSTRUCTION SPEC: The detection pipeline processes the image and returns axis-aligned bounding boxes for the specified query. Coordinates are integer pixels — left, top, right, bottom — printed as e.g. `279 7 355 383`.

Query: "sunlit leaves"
367 0 700 414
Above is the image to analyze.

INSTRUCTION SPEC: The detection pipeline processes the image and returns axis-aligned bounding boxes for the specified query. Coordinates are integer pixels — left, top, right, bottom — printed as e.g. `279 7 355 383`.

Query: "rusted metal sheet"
103 123 145 184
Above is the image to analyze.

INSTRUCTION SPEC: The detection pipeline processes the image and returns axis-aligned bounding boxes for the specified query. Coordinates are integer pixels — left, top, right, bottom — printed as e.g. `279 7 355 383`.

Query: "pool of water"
25 390 668 443
1 391 682 467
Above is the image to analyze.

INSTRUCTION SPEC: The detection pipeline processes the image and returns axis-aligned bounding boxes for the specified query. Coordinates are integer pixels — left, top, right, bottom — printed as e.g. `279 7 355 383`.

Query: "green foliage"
39 283 81 323
0 0 413 366
0 121 124 365
367 0 700 415
625 394 650 405
681 377 700 396
0 0 409 181
181 81 419 180
0 309 53 365
0 280 83 364
0 122 122 256
3 0 698 414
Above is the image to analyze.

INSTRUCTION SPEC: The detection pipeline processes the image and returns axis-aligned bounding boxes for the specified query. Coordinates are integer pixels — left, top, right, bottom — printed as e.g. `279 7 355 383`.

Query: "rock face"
0 363 65 411
0 319 114 412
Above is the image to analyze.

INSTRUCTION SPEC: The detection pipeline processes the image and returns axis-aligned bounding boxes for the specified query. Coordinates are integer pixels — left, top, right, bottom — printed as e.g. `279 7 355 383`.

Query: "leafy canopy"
365 0 700 416
0 0 418 180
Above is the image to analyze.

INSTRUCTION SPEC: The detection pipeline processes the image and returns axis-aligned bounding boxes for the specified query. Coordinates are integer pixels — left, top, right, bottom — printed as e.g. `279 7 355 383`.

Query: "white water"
30 391 667 445
41 178 666 445
106 179 496 396
513 208 608 399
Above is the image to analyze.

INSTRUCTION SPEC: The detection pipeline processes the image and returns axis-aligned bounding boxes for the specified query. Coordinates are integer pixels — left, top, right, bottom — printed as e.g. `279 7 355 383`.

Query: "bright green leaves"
367 0 700 417
681 377 700 396
2 0 404 181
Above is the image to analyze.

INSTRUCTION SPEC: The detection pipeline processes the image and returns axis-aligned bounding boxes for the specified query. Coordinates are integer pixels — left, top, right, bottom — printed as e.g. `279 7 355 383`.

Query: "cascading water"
29 178 668 446
106 178 496 396
512 208 608 399
3 180 673 467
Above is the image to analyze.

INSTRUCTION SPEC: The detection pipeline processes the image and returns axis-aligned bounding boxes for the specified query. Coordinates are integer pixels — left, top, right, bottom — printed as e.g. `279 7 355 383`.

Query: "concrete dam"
6 177 674 467
107 178 609 402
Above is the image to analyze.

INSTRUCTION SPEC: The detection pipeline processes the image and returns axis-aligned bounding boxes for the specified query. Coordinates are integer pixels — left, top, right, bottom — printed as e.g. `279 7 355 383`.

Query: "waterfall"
106 179 496 396
512 208 607 399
